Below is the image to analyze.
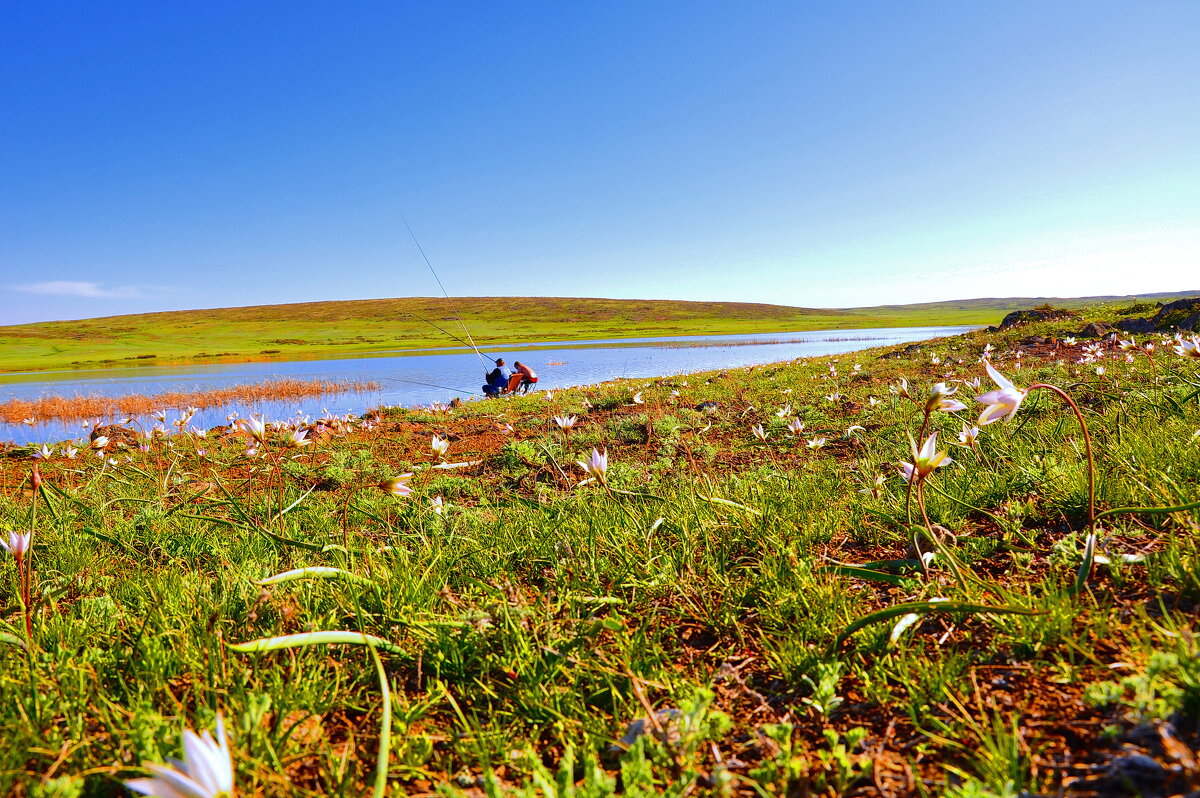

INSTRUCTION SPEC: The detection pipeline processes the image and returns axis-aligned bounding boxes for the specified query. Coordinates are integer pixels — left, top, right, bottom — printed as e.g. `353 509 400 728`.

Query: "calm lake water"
1 325 974 445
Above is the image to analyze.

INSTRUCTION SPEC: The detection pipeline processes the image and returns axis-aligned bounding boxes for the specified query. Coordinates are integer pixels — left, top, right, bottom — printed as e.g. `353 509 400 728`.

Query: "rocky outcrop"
1078 322 1115 337
1106 297 1200 334
1151 297 1200 330
1114 317 1157 334
90 424 139 451
998 307 1076 329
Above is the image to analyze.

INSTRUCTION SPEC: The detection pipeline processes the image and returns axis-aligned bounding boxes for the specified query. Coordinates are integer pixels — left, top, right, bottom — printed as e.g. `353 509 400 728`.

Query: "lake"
0 325 975 445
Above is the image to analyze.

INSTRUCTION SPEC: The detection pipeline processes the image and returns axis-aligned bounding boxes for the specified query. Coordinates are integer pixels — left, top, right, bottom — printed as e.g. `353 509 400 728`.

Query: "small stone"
611 708 683 752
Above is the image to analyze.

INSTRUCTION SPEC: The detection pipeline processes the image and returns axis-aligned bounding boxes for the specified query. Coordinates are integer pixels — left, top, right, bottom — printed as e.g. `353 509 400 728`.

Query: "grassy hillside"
4 302 1200 795
0 290 1194 374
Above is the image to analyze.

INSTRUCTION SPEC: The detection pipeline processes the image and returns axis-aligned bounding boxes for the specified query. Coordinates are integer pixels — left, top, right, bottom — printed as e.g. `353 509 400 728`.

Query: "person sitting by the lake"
482 358 513 397
507 361 538 393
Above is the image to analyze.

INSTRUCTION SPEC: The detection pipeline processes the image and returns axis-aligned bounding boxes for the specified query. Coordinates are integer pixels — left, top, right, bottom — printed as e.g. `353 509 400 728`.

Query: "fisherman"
507 361 538 393
482 358 513 397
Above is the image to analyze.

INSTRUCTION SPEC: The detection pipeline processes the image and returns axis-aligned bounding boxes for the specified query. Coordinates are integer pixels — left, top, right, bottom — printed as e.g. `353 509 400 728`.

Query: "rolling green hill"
1 291 1195 374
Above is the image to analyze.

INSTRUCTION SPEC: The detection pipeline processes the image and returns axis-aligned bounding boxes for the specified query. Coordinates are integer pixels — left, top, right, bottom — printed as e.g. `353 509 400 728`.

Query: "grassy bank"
2 291 1195 374
2 300 1200 796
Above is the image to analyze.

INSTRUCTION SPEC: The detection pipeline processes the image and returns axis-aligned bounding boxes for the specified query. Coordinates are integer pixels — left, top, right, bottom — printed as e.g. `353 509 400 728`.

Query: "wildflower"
1062 337 1077 345
154 410 168 423
236 416 267 443
62 445 78 459
1144 342 1156 354
576 448 608 484
125 713 234 798
1118 338 1136 351
22 417 36 426
867 396 880 407
957 423 980 448
751 424 768 441
975 362 1029 425
898 433 953 482
91 436 109 450
858 473 886 499
775 404 792 417
377 474 413 497
287 429 309 447
824 392 841 402
1095 366 1106 376
32 444 54 460
806 437 827 449
543 391 555 400
844 425 865 437
430 496 444 515
553 415 577 430
963 376 981 391
890 378 910 399
930 354 941 365
1 531 31 558
430 435 450 459
1173 336 1200 358
786 418 806 435
926 383 967 414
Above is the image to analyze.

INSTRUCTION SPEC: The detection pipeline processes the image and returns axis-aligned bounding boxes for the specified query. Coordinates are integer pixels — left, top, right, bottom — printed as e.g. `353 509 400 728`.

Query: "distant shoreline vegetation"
0 291 1194 375
0 378 379 425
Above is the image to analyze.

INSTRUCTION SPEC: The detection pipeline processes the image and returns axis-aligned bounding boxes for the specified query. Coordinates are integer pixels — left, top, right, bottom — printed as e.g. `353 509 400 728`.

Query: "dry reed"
1 378 380 424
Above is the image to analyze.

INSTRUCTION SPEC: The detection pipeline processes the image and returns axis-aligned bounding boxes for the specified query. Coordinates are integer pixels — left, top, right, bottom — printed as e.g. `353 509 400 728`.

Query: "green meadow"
2 299 1200 796
1 291 1195 374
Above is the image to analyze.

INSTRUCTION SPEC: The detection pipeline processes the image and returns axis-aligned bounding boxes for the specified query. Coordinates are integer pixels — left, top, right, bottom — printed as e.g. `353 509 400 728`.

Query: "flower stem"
905 407 933 524
1029 384 1096 535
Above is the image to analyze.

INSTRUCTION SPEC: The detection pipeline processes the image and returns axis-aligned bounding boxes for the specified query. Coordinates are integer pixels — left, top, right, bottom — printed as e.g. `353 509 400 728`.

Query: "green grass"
1 290 1195 374
3 299 1200 795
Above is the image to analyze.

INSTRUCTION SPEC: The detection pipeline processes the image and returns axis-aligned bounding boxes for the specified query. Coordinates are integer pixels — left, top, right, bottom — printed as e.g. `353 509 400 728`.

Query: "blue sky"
2 2 1197 324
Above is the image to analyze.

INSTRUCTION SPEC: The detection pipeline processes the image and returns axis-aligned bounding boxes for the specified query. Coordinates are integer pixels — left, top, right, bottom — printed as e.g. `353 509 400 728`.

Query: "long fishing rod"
402 311 486 354
400 215 491 370
380 376 479 395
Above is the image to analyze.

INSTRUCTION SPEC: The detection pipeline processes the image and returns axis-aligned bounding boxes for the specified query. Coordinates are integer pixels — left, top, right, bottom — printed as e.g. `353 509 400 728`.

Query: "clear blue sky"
2 2 1197 325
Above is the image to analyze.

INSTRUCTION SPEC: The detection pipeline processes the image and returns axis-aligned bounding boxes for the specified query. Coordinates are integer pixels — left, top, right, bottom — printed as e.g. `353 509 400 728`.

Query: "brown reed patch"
0 378 380 424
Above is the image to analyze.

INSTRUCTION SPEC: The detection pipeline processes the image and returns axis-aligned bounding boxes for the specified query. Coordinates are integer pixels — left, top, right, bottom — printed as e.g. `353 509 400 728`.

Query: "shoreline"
1 326 975 448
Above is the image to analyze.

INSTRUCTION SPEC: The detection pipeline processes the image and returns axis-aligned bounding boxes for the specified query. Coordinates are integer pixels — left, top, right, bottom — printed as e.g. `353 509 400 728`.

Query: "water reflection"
1 325 975 445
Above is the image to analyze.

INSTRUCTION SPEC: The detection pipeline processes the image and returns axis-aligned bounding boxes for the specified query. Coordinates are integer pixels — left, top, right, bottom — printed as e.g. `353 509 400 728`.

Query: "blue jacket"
486 365 512 388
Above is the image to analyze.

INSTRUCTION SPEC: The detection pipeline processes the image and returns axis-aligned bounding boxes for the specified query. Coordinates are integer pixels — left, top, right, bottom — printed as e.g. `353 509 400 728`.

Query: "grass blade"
255 566 375 588
366 640 392 798
229 631 405 656
820 565 910 586
1073 532 1097 594
696 494 761 515
830 600 1042 652
0 632 28 650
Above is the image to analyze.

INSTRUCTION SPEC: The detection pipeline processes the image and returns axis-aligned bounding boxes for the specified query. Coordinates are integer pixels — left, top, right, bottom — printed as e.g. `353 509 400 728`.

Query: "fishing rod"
379 377 479 396
402 311 488 355
400 215 492 370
